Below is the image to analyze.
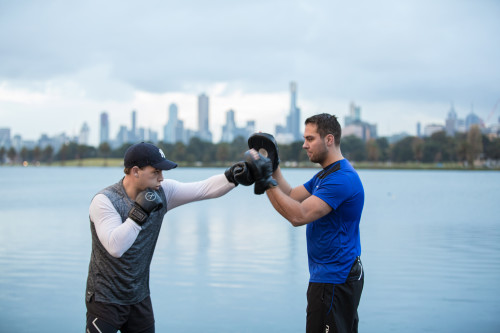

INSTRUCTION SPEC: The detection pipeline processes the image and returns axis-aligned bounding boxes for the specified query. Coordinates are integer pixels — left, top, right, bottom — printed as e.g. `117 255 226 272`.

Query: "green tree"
288 141 307 162
366 139 380 162
216 142 231 163
186 138 215 163
422 141 441 163
42 145 54 165
7 147 17 164
375 138 390 162
484 137 500 160
466 125 483 168
112 143 132 159
341 135 366 161
411 137 424 162
58 144 69 165
391 136 414 162
20 147 31 163
33 146 41 164
172 142 187 162
229 136 248 161
0 146 5 164
98 142 111 166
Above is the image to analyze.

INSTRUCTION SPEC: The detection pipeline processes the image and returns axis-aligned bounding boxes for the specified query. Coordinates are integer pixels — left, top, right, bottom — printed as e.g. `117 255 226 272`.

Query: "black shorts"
86 295 155 333
306 257 364 333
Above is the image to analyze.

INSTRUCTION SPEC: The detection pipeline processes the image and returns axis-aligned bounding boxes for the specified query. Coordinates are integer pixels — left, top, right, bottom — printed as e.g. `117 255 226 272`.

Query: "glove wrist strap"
128 204 148 225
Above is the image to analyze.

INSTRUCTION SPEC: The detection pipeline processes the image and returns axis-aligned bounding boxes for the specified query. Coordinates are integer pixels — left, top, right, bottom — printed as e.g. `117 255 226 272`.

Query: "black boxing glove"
128 188 163 225
248 132 280 171
225 162 243 186
233 162 255 186
244 150 278 195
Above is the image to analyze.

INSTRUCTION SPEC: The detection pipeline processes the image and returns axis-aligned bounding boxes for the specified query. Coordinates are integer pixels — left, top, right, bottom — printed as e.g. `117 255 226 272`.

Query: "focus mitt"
247 132 280 171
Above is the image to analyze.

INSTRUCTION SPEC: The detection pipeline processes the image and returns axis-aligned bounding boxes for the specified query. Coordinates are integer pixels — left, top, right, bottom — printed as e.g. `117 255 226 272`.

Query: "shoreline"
2 158 499 171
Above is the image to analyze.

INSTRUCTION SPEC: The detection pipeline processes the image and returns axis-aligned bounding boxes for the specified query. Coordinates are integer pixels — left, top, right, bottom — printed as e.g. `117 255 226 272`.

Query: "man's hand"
244 149 278 195
128 188 163 225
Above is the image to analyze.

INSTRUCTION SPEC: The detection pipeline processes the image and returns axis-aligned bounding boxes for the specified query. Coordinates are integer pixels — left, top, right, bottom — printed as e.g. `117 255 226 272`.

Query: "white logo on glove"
145 192 157 201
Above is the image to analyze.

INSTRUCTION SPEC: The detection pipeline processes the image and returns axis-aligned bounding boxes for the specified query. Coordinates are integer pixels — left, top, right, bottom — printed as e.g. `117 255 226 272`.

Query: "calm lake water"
0 166 499 333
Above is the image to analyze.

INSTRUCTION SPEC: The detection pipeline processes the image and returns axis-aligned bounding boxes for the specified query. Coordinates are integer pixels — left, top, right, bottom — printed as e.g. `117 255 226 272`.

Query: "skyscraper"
345 102 361 126
220 109 254 142
445 104 458 136
79 122 90 145
0 128 11 148
197 93 212 142
130 110 137 142
221 109 237 142
100 112 109 145
289 82 301 141
342 102 377 141
164 103 178 144
275 81 302 143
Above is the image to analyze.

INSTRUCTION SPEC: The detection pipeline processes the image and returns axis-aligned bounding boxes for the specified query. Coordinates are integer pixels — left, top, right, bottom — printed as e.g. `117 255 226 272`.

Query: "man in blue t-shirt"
245 114 365 333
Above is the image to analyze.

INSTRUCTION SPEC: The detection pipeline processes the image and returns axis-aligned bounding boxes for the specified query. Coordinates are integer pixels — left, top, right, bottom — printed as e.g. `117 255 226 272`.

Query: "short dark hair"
305 113 342 146
124 166 146 175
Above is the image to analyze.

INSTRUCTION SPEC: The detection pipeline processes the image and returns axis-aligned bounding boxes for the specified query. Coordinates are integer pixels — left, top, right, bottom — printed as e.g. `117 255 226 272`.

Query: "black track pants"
306 257 364 333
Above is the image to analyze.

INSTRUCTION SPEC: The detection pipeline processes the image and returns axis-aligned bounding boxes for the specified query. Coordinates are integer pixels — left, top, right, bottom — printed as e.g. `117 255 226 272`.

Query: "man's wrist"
266 178 278 190
128 204 148 225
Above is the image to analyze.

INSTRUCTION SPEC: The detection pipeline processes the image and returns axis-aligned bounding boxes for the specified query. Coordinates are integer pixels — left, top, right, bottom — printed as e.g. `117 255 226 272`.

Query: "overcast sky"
1 0 499 146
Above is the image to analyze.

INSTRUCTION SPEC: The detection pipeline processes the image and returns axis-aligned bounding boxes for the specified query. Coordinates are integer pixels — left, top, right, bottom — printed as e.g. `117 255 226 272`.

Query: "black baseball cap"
124 142 178 170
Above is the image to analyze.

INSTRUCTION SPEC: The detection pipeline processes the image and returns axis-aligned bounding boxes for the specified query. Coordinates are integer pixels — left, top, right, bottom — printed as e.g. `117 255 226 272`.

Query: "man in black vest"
85 142 250 333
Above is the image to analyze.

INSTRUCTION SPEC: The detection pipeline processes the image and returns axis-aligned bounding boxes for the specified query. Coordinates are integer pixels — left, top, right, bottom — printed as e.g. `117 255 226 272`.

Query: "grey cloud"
1 0 499 109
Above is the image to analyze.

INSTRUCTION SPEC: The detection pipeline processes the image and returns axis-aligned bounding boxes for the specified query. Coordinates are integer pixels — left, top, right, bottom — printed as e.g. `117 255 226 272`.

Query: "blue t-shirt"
303 159 364 284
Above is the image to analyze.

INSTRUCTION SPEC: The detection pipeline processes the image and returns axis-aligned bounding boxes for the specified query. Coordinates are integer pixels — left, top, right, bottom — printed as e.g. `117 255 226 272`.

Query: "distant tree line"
1 125 499 167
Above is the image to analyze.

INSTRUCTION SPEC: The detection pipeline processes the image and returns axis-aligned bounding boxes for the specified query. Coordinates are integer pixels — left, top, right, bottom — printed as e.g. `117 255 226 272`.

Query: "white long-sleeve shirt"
89 174 234 257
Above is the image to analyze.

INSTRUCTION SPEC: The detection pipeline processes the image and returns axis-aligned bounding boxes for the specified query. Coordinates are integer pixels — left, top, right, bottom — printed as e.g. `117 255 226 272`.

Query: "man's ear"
132 166 140 177
326 134 335 146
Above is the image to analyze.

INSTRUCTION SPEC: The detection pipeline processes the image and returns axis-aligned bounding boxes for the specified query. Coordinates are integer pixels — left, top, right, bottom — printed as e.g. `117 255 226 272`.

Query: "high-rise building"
289 82 301 141
275 82 302 143
0 128 11 148
220 109 255 142
221 109 237 142
129 110 138 142
116 125 129 147
164 103 178 144
445 104 458 136
78 122 90 145
197 93 212 142
345 102 361 126
343 102 377 141
465 107 483 131
100 112 109 145
176 119 186 144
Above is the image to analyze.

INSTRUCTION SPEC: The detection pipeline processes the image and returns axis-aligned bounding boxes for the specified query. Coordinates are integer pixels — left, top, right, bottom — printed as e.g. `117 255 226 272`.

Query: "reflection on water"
0 167 499 332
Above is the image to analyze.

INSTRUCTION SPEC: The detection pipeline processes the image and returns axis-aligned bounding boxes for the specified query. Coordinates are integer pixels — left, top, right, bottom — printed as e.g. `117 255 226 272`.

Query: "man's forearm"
266 187 308 227
272 167 292 195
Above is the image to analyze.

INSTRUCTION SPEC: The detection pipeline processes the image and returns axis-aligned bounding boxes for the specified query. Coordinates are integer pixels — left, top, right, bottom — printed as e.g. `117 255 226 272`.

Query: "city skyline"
1 1 499 147
2 88 497 152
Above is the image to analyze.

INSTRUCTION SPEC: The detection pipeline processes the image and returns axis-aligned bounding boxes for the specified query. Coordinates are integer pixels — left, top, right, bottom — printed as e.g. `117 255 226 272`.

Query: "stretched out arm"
163 174 235 211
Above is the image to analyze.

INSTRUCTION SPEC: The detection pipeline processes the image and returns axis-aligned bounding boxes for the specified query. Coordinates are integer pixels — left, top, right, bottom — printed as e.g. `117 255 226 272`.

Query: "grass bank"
10 158 499 170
